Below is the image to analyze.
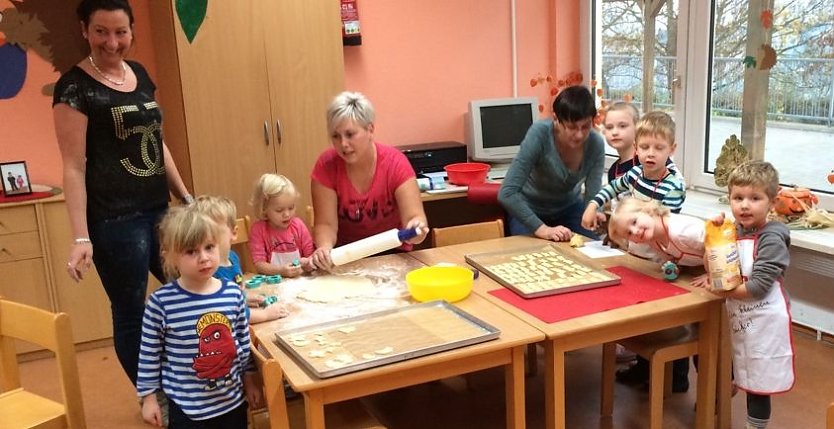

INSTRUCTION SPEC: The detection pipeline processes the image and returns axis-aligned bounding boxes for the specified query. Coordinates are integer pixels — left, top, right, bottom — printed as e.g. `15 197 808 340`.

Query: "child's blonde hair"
608 197 670 246
192 195 237 229
158 206 220 280
250 173 299 219
727 160 780 199
635 111 675 146
606 101 640 125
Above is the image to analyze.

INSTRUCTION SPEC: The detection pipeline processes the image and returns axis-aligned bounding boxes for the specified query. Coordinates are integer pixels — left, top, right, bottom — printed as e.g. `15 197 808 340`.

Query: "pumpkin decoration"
827 170 834 184
773 187 818 217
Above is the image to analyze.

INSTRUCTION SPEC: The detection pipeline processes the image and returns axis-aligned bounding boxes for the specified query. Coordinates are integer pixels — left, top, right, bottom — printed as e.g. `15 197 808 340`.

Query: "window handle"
672 74 682 88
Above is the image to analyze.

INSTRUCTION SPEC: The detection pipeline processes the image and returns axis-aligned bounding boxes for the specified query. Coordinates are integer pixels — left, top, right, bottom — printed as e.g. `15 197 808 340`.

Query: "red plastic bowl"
444 162 490 185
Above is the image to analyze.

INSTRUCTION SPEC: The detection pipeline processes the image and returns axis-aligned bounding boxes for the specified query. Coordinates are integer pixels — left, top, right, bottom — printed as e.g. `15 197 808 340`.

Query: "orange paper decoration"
760 10 773 29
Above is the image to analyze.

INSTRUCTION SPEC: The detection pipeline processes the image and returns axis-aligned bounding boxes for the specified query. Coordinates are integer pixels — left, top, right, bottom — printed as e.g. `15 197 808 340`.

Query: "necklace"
88 55 127 86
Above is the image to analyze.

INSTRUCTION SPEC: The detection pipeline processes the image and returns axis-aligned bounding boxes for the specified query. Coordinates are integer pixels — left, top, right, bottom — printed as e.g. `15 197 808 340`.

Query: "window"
592 0 834 209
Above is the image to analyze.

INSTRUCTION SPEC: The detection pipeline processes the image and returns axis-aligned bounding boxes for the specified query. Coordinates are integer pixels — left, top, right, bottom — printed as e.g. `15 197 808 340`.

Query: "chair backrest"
827 401 834 429
250 331 290 429
232 216 256 274
0 298 85 427
432 219 505 248
306 205 315 229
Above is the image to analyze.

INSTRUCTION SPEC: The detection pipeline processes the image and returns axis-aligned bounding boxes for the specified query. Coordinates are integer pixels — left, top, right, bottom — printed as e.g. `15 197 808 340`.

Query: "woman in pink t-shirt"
310 91 428 269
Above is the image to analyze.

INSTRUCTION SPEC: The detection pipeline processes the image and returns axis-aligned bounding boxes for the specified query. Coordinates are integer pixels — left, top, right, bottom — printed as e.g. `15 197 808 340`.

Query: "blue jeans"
507 198 598 240
89 208 166 386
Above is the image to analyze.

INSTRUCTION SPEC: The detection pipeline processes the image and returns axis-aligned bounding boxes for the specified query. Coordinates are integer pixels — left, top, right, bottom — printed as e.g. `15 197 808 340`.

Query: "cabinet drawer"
0 205 38 234
0 258 51 353
0 231 42 262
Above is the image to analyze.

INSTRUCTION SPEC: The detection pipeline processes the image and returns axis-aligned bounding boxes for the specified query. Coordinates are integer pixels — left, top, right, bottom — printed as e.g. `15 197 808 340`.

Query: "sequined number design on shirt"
112 101 165 177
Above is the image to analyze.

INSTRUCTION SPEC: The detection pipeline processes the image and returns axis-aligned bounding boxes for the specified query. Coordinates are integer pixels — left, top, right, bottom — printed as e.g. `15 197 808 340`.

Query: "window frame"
587 0 834 211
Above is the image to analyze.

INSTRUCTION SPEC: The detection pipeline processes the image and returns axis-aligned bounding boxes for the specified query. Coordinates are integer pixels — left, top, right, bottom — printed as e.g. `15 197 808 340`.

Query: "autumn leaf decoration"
176 0 208 44
760 9 773 29
758 44 777 70
529 71 584 113
592 81 633 129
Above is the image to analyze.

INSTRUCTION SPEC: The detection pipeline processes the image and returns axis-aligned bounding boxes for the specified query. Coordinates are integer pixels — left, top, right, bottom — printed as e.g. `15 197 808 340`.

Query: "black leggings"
747 393 771 420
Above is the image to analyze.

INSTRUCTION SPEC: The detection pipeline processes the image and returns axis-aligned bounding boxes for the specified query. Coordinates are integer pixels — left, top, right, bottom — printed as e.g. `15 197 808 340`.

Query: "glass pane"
706 0 834 193
600 0 680 156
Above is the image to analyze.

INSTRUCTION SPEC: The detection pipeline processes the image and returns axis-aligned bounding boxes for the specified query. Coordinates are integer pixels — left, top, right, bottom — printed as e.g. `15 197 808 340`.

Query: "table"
410 235 728 429
252 252 544 429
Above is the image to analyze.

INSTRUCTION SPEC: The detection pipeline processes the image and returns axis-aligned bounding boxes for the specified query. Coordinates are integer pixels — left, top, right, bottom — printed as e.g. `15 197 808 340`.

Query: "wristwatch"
181 194 195 205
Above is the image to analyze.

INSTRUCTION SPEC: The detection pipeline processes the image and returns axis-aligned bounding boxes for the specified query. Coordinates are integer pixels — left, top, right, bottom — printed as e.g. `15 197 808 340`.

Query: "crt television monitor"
465 97 538 163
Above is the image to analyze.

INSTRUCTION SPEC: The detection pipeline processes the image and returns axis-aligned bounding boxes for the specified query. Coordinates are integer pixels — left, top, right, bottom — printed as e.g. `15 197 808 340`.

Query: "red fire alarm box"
341 0 362 46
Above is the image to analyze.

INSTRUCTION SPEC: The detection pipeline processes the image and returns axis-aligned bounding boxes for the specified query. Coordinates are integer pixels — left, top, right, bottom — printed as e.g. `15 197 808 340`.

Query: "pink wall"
344 0 581 147
1 0 580 188
0 0 156 187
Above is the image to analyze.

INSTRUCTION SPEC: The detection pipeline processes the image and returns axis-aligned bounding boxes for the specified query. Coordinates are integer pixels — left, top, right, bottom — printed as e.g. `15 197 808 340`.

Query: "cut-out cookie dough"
361 353 377 360
308 350 328 358
375 346 394 355
337 326 356 334
296 276 376 303
292 339 310 347
324 354 355 368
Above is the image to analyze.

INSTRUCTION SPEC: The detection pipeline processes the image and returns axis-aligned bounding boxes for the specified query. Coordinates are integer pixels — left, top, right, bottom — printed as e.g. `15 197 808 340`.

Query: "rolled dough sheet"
296 275 377 303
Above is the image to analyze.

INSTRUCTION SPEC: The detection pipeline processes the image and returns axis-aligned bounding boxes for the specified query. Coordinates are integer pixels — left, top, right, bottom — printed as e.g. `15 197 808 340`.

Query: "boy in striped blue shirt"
137 206 261 427
581 111 691 393
581 110 686 231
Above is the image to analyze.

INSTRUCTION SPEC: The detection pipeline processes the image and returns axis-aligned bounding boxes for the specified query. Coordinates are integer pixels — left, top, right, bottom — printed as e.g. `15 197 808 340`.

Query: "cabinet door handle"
275 120 282 146
263 121 270 146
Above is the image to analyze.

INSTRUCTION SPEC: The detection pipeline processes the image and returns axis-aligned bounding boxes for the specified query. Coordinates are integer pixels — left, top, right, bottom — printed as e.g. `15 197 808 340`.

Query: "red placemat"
488 266 689 323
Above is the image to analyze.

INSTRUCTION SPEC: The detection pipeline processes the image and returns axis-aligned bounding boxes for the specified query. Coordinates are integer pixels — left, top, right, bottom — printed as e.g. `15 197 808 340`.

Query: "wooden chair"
431 218 504 248
600 327 698 429
249 332 385 429
306 205 315 229
0 297 85 428
827 401 834 429
232 216 256 274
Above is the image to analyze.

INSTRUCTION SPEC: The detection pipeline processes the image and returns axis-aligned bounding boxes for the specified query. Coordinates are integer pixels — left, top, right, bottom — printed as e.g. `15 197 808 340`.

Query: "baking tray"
465 244 621 298
273 300 500 378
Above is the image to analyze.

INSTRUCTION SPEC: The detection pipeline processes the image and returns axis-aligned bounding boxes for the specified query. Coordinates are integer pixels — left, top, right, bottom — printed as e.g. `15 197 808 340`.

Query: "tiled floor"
17 327 834 428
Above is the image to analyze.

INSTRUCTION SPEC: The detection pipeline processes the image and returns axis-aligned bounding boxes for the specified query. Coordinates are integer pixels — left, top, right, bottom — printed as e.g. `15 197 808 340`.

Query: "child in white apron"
248 174 315 277
694 161 795 429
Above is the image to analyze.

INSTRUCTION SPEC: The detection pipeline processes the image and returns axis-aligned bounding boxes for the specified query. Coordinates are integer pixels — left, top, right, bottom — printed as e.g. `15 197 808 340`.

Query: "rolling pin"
330 227 418 266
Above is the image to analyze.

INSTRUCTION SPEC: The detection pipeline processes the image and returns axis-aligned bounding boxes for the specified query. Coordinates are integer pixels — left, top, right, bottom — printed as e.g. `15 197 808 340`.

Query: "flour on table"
296 275 377 303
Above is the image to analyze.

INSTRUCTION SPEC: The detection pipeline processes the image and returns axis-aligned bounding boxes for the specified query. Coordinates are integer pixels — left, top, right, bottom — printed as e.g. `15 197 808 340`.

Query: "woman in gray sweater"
498 85 605 241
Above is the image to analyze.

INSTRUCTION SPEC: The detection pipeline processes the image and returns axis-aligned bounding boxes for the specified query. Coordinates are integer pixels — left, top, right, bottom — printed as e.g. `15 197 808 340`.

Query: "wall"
1 0 580 187
343 0 581 147
0 0 156 187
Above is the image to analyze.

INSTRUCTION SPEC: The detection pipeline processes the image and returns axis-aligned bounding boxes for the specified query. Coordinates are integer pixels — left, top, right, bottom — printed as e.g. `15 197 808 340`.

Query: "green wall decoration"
175 0 207 43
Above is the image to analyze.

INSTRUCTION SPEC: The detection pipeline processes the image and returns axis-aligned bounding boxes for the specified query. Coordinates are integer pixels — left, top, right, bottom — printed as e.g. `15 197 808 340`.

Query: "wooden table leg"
304 390 326 429
717 304 733 429
505 346 526 429
543 341 566 429
600 342 616 416
694 302 719 429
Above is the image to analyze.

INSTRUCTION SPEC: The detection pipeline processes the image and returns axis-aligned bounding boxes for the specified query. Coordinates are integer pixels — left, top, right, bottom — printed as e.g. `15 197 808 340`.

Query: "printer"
399 141 467 175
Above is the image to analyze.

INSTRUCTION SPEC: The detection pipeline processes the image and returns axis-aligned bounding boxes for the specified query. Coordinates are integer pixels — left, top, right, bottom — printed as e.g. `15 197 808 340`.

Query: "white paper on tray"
576 240 624 258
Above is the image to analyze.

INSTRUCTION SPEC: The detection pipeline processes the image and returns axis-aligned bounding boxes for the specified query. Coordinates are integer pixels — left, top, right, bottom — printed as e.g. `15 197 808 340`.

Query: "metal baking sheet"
273 300 500 378
465 244 621 298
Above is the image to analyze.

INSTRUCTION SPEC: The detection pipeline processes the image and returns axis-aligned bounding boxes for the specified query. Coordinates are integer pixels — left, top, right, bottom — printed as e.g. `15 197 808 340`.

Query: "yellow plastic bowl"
406 265 473 303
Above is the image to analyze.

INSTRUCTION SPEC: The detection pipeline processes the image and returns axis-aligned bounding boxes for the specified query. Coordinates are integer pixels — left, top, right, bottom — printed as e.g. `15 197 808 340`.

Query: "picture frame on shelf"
1 160 32 196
